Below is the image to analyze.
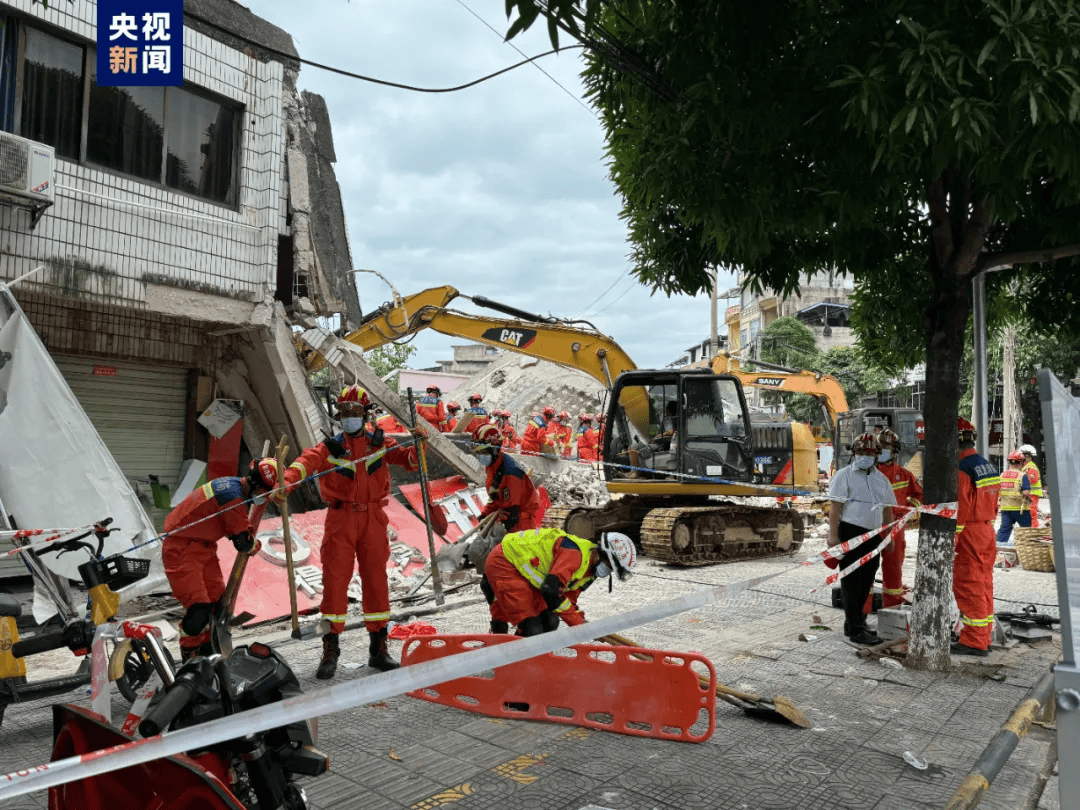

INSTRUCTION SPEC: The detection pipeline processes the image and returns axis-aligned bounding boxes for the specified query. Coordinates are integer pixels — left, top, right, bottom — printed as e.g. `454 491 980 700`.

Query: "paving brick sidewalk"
0 529 1062 810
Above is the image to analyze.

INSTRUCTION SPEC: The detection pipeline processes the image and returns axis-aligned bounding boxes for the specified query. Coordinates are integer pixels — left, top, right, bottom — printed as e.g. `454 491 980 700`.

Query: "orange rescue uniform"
415 395 446 431
480 453 541 532
576 425 599 462
548 422 573 457
955 447 1000 651
1023 460 1042 527
519 414 550 455
866 461 923 611
285 431 417 633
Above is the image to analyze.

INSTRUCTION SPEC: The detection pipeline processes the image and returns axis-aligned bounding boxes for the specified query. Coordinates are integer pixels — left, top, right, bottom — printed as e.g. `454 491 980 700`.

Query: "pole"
274 436 302 638
710 267 719 360
406 388 446 606
972 273 989 457
1002 323 1018 459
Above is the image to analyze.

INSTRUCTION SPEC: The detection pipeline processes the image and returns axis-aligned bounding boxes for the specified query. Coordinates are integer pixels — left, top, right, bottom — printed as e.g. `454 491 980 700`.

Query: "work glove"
230 531 255 554
539 574 565 612
268 485 288 506
500 506 520 531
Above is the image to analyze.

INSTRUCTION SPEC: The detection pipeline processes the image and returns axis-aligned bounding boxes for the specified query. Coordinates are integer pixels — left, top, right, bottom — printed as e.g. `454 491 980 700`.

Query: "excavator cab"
835 407 925 478
604 370 753 484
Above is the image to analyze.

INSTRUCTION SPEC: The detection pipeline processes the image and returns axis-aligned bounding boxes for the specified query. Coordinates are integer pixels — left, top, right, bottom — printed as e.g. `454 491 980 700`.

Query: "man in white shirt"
828 432 897 645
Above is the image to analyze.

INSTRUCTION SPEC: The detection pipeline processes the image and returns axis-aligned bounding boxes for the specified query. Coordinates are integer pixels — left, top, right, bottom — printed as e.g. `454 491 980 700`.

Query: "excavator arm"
303 285 637 388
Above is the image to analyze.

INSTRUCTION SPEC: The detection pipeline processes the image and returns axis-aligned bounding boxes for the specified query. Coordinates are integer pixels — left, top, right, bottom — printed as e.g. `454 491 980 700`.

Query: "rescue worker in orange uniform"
865 428 923 611
283 385 419 678
472 424 542 534
953 417 1001 657
482 528 636 634
548 410 573 457
575 413 599 462
415 385 447 432
444 401 462 432
374 409 409 435
163 458 279 660
1019 444 1043 527
996 450 1032 545
596 413 607 450
494 409 519 450
520 406 555 454
461 392 490 434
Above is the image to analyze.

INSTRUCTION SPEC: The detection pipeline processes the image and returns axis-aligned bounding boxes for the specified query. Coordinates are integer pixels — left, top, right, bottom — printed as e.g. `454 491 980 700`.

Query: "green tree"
364 343 417 392
507 2 1080 669
820 346 891 414
755 317 824 423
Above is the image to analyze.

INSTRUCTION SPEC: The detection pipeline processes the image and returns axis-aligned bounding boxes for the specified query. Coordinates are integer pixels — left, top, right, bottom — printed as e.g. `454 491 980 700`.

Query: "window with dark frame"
21 27 83 160
0 18 241 208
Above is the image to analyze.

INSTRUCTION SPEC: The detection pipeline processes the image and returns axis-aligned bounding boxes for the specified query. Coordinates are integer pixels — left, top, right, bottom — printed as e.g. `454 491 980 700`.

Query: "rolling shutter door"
54 357 188 532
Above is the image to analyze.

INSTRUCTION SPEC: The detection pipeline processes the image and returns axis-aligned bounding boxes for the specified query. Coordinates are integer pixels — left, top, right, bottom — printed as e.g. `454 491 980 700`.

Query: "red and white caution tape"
0 568 789 800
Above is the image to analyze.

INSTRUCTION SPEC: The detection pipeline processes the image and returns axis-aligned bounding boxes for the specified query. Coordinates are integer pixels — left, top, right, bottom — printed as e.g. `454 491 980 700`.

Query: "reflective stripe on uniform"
891 481 907 491
289 461 308 479
956 525 965 533
364 611 391 622
961 614 994 627
883 586 905 595
321 612 348 623
976 476 1000 489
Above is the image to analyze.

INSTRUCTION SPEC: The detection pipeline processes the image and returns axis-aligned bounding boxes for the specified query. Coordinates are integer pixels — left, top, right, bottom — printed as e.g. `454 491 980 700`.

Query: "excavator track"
640 506 804 566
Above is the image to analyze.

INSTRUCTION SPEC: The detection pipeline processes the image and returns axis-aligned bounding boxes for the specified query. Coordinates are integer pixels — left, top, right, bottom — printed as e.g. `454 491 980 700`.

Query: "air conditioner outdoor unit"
0 131 54 227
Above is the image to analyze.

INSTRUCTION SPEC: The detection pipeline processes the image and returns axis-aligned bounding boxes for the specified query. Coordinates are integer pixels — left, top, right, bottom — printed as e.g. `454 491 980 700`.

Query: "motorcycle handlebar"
139 672 201 737
11 630 68 658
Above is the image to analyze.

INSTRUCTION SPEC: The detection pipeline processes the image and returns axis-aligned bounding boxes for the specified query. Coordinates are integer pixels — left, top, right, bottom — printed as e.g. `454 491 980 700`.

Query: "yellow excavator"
299 286 862 565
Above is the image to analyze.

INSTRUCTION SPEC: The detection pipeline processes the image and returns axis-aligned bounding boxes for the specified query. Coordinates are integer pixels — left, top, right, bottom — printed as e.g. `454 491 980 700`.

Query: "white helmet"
598 532 636 586
1019 444 1036 456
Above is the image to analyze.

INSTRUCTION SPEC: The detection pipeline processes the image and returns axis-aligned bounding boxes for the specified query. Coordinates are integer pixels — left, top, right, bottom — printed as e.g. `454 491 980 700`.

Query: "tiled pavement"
0 528 1062 809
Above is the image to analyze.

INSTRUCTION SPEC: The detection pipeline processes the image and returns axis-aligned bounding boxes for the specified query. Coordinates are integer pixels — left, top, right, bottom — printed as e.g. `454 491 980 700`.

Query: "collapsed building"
0 0 359 574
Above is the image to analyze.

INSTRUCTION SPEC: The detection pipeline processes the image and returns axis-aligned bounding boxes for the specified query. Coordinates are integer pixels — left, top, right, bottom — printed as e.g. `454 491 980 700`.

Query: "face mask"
341 417 366 434
476 453 493 467
595 562 612 579
878 449 892 463
854 455 876 471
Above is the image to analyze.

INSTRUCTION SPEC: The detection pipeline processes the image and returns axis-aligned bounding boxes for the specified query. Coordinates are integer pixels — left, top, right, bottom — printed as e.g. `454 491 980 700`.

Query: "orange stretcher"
401 633 716 743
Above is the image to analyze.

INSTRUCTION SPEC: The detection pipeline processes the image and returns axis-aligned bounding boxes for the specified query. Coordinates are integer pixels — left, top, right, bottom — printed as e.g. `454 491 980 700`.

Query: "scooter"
0 519 170 726
49 642 329 810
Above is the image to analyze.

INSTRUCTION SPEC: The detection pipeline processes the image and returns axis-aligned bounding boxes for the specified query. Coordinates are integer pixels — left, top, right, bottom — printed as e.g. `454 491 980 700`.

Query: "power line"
186 9 583 94
454 0 596 117
590 276 638 316
571 269 630 318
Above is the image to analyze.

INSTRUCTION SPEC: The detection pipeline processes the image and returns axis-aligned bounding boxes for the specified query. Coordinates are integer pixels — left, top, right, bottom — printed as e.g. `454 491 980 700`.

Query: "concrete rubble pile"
446 353 608 433
543 464 611 509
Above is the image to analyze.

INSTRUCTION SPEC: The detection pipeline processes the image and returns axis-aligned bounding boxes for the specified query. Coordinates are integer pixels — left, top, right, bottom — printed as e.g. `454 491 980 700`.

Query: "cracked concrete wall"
283 78 362 329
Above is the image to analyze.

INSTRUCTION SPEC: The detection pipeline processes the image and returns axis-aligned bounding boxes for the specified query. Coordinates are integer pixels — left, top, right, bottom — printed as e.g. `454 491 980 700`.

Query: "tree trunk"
1002 324 1019 454
907 181 988 671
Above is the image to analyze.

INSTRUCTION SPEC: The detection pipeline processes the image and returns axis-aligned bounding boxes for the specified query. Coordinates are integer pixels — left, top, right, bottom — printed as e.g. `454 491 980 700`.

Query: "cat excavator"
299 285 886 565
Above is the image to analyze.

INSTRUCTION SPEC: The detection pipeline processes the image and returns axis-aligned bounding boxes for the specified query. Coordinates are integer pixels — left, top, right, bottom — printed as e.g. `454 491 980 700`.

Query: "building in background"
434 343 502 376
0 0 358 553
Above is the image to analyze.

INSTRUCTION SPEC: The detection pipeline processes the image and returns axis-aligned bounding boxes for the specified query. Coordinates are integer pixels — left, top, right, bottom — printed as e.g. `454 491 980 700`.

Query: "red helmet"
958 417 977 442
850 432 881 455
581 413 593 423
447 401 461 412
542 406 556 420
426 385 441 396
597 413 607 424
249 457 279 491
1008 450 1024 462
468 392 483 403
558 410 570 421
877 428 900 452
471 424 503 456
339 384 370 406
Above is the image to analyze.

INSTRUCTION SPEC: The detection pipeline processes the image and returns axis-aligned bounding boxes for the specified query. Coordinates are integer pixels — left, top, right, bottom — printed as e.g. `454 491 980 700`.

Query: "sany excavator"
301 286 916 565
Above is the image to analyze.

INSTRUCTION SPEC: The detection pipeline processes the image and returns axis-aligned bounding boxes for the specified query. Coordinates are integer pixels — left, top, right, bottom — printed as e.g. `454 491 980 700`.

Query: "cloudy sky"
252 0 740 370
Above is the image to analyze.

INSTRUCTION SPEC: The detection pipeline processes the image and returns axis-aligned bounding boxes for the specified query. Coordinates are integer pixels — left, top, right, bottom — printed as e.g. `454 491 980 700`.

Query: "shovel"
272 436 317 642
433 512 499 573
210 441 270 657
599 632 812 728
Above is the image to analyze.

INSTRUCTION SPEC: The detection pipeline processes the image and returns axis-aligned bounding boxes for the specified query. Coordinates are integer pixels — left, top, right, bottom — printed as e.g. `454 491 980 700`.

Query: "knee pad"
181 602 214 637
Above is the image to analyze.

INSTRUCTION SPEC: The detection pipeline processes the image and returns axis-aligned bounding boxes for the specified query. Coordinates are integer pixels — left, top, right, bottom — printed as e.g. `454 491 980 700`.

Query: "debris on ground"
543 464 610 508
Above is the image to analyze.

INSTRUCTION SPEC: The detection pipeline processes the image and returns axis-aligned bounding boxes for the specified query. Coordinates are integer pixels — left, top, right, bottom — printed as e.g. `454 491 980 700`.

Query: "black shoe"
489 620 509 634
951 642 989 658
368 628 399 671
849 631 883 646
317 634 340 679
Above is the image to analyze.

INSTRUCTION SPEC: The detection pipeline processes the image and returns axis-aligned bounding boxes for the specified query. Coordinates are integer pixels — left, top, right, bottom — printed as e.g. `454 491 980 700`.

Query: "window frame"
3 13 244 211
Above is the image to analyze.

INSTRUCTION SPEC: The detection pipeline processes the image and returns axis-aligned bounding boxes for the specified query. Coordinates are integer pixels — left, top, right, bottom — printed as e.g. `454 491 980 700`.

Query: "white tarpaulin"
0 284 164 596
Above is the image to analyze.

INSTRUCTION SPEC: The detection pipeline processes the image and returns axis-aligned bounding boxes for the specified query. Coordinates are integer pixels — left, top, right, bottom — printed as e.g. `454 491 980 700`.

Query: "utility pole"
710 267 719 360
1002 324 1019 458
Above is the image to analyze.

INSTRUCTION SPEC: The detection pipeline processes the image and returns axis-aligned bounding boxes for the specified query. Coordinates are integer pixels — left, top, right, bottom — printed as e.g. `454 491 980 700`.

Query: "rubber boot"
317 633 340 680
368 628 399 671
490 620 510 634
517 615 545 637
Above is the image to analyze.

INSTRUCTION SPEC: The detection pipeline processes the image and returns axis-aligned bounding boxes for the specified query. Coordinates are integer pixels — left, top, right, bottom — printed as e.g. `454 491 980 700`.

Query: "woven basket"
1014 527 1055 572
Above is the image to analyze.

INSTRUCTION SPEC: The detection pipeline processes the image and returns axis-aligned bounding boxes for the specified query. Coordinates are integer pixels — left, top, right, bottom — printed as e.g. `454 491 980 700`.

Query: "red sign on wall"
92 366 117 376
